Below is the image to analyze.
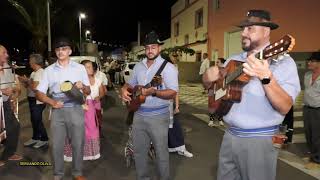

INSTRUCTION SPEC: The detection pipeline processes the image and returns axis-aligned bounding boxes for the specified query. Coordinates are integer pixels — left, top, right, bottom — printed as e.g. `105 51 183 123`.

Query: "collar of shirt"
54 59 77 69
142 55 162 69
34 68 44 73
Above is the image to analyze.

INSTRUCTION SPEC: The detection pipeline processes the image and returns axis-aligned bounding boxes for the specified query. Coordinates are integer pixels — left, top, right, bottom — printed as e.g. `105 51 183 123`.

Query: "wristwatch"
261 77 271 85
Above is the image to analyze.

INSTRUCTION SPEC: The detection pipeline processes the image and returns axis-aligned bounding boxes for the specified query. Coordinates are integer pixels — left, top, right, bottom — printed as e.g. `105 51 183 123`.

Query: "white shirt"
28 68 44 104
87 78 102 100
103 62 111 73
199 58 210 75
95 71 108 86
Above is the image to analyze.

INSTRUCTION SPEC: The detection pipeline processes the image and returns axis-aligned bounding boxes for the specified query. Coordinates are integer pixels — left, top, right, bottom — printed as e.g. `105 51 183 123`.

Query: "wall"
171 0 208 62
208 0 320 59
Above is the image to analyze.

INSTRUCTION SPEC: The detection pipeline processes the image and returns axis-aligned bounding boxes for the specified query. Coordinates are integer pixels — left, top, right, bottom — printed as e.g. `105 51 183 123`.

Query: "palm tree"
7 0 50 54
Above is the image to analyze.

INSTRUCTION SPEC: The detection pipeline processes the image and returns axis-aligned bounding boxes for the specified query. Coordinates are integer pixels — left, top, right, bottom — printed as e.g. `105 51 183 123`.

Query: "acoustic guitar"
126 76 162 112
208 34 295 116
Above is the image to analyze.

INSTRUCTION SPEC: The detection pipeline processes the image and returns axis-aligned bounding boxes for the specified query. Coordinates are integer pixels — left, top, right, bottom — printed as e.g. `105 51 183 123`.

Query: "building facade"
171 0 209 62
208 0 320 60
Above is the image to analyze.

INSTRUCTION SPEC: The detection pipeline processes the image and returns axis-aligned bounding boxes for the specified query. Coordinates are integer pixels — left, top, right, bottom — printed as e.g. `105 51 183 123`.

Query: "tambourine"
60 81 85 104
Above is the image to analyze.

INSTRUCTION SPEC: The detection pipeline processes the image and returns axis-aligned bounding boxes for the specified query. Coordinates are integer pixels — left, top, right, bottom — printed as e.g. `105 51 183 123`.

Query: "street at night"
1 0 320 180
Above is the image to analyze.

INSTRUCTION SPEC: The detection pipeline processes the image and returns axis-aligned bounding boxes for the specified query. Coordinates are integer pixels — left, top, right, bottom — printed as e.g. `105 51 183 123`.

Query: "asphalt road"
0 89 317 180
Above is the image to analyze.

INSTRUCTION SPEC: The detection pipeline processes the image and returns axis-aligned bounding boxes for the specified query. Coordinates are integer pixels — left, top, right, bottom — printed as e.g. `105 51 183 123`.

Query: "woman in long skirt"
64 60 105 161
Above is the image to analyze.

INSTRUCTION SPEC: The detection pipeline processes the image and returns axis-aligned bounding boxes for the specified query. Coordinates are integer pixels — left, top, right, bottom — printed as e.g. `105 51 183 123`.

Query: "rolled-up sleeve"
37 69 49 94
80 66 90 86
274 57 301 102
162 63 179 92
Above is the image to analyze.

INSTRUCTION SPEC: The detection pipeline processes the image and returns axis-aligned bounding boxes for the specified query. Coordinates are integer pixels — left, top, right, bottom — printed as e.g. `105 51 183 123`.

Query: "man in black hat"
36 38 90 180
303 51 320 169
203 10 301 180
121 31 178 180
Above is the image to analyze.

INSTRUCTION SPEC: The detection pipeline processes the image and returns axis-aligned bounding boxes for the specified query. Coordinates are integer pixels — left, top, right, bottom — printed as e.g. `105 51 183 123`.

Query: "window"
213 0 220 10
185 0 190 7
184 34 189 45
195 8 203 29
196 52 202 62
174 22 179 37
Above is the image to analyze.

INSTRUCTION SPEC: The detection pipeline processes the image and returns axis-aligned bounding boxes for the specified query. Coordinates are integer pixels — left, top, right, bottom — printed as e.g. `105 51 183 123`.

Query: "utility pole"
47 0 52 64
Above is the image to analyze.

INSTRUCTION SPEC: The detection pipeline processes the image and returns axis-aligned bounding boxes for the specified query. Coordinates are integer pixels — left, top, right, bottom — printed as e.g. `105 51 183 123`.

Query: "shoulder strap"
154 60 168 76
144 60 168 88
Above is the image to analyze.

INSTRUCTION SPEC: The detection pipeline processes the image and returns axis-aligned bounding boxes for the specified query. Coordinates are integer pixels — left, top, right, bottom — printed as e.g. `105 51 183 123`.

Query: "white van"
122 61 139 83
69 56 102 70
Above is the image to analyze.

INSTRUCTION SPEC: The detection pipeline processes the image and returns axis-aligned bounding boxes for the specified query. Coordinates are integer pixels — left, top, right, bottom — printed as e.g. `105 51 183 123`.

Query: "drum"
60 81 85 104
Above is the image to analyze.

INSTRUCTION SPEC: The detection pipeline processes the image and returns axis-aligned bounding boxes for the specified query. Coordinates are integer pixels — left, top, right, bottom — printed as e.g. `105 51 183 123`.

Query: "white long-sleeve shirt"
199 58 210 75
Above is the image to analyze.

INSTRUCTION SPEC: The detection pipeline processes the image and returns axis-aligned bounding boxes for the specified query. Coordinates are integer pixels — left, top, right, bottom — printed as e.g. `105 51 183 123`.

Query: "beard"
241 37 260 52
147 53 159 61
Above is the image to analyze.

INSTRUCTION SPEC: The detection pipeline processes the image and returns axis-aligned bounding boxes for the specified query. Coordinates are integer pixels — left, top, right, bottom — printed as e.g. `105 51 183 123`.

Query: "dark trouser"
303 106 320 163
282 106 294 143
1 101 20 160
28 97 48 141
168 115 184 149
108 71 115 84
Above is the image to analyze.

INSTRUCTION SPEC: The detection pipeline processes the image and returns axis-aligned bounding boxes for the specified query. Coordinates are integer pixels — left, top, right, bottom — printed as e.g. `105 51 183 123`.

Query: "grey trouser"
217 132 278 180
132 112 170 180
303 106 320 162
51 106 85 177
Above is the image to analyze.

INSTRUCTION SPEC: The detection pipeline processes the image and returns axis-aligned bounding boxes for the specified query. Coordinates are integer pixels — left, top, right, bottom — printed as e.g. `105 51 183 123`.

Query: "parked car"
122 61 139 83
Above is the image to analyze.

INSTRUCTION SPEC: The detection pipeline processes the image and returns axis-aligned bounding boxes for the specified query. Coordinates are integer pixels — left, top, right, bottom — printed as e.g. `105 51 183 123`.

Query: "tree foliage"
7 0 52 54
136 46 195 60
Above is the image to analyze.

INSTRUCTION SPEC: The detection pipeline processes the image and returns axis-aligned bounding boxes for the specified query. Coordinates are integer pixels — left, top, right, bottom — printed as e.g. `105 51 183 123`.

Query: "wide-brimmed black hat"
143 31 164 46
307 51 320 62
53 37 72 49
238 10 279 30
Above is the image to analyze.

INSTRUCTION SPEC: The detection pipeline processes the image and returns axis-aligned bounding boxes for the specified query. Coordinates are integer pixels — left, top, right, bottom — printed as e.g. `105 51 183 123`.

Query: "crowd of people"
0 8 319 180
100 57 126 88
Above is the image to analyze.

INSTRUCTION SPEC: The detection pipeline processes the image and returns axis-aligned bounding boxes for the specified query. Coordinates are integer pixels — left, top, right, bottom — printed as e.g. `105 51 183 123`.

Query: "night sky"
0 0 177 52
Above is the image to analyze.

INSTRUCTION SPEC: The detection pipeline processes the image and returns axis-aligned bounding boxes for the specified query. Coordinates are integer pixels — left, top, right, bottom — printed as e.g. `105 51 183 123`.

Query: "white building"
171 0 208 62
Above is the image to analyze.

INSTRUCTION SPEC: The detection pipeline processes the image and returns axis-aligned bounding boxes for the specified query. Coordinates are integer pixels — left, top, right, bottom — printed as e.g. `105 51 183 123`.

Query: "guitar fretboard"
225 64 244 85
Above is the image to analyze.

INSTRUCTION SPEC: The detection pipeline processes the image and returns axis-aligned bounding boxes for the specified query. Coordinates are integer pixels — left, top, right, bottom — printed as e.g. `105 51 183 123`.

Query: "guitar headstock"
258 34 295 60
151 75 162 87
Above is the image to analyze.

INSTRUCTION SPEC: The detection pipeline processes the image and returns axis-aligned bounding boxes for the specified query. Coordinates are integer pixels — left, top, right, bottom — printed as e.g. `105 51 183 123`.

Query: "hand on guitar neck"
242 53 272 81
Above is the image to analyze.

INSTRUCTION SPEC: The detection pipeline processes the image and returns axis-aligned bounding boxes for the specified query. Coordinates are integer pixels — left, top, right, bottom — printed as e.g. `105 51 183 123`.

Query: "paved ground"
0 84 318 180
178 83 319 179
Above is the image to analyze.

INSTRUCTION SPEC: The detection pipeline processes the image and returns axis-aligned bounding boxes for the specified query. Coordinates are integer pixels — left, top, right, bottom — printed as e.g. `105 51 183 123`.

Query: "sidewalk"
178 83 320 179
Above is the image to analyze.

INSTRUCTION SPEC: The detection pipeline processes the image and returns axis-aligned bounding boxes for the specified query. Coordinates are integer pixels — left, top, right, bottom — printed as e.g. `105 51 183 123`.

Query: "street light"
79 12 86 54
85 30 91 41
